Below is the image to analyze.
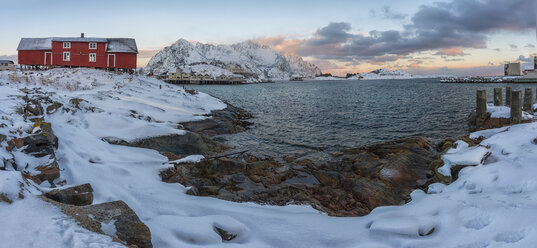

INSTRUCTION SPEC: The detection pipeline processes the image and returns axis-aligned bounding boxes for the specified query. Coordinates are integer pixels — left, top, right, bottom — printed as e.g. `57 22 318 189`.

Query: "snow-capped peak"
145 39 321 82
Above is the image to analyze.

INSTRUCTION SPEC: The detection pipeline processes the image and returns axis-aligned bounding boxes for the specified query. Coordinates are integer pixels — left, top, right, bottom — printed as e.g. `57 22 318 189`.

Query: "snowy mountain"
145 39 321 82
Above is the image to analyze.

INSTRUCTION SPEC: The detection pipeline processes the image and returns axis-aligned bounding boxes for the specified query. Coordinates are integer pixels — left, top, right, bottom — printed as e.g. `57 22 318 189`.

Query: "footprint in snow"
493 230 527 243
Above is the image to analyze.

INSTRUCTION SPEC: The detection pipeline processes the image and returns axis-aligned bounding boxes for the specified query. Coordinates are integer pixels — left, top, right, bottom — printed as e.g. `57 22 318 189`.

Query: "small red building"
17 34 138 70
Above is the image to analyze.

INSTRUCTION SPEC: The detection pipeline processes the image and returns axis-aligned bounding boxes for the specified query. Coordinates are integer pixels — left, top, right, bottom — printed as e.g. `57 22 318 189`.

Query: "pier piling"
493 88 502 106
511 91 522 124
523 88 534 114
477 90 487 119
506 86 512 106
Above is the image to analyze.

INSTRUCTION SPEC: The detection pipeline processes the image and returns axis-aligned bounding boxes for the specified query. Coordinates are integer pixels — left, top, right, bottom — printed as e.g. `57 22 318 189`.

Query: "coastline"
2 68 537 247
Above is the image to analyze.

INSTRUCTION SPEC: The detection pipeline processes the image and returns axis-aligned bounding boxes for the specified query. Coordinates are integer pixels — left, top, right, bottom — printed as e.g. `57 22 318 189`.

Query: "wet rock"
181 105 252 137
81 201 153 248
107 132 228 157
161 137 437 217
44 183 93 206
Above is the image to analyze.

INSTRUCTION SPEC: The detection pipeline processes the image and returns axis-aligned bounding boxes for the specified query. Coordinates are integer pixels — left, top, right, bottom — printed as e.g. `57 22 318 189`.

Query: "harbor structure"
504 62 521 76
166 68 244 84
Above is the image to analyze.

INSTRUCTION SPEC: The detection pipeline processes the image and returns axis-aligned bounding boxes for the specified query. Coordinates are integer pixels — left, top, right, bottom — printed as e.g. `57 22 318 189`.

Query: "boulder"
44 183 93 206
80 201 152 248
22 133 58 157
43 198 152 248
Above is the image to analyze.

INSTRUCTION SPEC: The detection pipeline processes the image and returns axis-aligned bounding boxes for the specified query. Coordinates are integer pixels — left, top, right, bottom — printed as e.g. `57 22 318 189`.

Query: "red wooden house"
17 34 137 70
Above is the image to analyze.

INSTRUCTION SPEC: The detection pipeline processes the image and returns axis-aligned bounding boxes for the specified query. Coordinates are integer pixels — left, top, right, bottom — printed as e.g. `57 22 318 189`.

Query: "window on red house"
89 53 96 62
63 52 70 61
63 42 71 48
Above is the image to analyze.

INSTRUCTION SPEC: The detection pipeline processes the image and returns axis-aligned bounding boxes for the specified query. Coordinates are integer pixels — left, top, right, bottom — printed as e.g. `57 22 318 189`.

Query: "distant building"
0 60 16 71
504 62 521 76
17 33 138 70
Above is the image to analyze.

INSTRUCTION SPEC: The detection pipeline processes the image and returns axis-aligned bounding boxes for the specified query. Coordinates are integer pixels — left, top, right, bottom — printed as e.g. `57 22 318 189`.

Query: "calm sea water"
189 79 537 158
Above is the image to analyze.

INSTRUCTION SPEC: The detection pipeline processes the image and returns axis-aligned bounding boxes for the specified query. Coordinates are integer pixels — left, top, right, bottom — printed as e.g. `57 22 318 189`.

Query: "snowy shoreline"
1 68 537 247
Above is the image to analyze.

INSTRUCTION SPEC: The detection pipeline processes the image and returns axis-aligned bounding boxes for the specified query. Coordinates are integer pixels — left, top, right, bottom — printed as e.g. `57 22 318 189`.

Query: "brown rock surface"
161 137 437 216
42 197 152 248
44 183 94 206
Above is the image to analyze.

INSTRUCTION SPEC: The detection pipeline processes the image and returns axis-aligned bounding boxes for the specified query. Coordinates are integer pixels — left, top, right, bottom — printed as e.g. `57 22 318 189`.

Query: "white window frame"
63 42 71 48
63 52 70 61
89 42 97 49
89 53 96 62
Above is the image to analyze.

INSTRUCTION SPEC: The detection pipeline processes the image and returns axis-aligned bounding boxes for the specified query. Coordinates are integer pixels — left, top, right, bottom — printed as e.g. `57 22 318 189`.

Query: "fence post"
506 86 512 106
511 91 522 124
493 88 502 106
523 88 534 114
477 90 487 119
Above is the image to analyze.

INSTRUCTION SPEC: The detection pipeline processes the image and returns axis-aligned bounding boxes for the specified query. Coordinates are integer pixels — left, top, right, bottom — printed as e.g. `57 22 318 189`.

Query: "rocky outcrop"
106 103 252 159
161 137 437 216
44 183 93 206
43 197 153 248
80 201 152 248
107 132 229 157
181 104 252 137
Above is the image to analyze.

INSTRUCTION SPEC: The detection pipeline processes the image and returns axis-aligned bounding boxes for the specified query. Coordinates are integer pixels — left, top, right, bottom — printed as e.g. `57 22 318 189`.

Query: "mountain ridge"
145 39 321 82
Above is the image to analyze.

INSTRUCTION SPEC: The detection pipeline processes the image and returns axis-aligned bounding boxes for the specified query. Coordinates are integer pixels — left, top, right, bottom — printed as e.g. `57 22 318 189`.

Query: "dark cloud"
294 0 535 64
525 43 536 48
510 44 519 49
370 6 407 20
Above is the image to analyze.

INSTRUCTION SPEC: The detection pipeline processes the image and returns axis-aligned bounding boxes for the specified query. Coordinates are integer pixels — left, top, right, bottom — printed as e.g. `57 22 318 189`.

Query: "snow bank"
487 103 534 120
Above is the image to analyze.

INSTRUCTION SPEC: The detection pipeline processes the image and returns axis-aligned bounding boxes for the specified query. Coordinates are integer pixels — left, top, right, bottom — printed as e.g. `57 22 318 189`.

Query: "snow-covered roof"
17 37 138 54
106 38 138 53
17 38 53 50
52 37 108 43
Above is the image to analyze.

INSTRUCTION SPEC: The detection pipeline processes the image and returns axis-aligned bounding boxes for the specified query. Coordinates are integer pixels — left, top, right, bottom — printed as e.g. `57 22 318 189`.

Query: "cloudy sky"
1 0 536 76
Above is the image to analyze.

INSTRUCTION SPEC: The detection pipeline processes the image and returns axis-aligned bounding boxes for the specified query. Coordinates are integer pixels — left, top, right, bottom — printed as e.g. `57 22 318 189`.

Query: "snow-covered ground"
1 68 537 247
487 103 536 120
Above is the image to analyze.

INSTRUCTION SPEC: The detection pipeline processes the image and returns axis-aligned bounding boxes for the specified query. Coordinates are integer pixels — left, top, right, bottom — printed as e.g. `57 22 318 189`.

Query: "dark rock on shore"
106 132 229 157
105 103 252 158
161 137 437 216
181 104 252 137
